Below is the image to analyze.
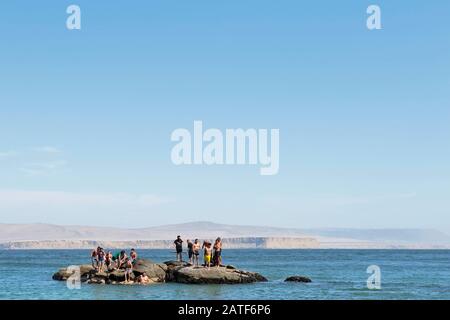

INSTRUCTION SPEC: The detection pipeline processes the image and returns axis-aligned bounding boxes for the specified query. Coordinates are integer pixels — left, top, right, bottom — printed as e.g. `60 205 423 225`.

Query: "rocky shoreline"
53 259 269 285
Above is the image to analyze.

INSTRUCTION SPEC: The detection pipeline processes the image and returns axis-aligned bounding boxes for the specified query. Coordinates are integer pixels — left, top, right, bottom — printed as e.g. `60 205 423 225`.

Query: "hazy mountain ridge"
0 237 321 250
1 222 449 249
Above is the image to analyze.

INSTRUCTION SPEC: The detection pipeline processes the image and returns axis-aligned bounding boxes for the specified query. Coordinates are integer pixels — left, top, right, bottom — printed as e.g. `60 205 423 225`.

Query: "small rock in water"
285 276 312 283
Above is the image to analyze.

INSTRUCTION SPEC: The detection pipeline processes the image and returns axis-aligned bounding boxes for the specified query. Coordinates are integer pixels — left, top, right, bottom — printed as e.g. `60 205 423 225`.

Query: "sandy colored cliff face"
254 237 319 249
0 237 320 249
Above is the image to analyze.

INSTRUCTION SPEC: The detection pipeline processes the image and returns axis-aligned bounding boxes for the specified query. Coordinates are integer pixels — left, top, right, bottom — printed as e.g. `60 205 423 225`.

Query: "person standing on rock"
204 242 212 269
213 238 222 268
130 248 138 265
187 240 194 265
193 239 201 267
174 235 183 262
124 258 133 283
91 249 98 271
97 247 106 272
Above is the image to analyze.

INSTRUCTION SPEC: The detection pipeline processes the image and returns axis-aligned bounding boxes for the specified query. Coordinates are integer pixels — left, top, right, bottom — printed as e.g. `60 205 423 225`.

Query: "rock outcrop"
53 259 267 285
285 276 312 283
53 259 167 284
164 261 267 284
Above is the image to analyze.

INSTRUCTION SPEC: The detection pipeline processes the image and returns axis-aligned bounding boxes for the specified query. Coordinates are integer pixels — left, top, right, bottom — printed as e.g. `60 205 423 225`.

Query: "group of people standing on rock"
90 247 139 282
174 236 223 269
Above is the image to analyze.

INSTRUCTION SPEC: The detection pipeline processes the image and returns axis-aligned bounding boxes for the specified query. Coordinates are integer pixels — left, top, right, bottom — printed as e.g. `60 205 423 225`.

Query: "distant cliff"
1 221 449 249
0 237 320 250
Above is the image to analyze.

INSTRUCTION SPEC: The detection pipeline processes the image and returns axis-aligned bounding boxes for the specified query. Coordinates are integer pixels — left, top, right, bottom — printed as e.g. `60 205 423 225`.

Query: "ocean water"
1 249 450 300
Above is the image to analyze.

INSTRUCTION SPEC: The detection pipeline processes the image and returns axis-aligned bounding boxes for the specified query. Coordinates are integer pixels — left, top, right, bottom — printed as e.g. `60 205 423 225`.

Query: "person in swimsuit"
91 249 98 271
115 250 127 269
130 248 138 265
97 247 106 272
105 251 114 270
213 238 222 268
174 236 183 262
187 240 194 265
204 242 212 269
193 239 201 267
137 272 150 284
124 258 133 283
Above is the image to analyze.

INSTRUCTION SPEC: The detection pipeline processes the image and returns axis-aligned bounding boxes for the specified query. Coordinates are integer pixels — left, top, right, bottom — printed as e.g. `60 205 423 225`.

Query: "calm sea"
1 249 450 300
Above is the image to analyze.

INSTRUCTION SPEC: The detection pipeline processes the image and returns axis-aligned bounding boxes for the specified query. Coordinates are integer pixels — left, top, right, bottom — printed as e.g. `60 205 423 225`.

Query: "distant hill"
1 222 449 249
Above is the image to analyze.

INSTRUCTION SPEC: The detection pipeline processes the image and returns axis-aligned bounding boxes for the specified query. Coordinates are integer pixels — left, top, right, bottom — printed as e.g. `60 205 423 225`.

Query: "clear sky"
0 1 449 230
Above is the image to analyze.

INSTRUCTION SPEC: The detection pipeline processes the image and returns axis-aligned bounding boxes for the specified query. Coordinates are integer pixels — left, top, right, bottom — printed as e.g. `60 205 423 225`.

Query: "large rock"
166 264 268 285
107 270 134 282
163 260 189 268
133 259 167 282
285 276 312 283
53 259 267 285
52 259 162 284
52 264 95 281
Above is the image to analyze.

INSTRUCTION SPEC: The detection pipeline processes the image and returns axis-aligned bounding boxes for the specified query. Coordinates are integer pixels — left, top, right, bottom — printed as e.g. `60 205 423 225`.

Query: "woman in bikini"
91 249 98 271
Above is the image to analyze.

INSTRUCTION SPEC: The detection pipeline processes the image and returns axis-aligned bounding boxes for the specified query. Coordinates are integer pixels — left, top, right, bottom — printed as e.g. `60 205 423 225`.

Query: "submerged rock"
285 276 312 283
53 259 267 285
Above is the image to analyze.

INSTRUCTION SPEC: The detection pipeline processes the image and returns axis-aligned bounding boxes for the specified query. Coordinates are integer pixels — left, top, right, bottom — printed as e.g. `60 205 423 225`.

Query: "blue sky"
0 1 449 230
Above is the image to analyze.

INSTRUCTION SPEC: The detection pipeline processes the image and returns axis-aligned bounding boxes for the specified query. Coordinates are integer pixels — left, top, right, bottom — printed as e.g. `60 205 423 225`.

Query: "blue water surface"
1 249 449 300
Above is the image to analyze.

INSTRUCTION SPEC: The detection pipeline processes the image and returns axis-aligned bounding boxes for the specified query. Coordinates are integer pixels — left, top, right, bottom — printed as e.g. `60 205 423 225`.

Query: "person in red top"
130 248 138 265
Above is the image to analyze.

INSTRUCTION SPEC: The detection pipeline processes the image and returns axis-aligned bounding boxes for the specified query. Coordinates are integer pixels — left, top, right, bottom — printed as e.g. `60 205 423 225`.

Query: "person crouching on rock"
193 239 201 267
113 250 127 269
124 258 133 283
174 235 183 262
91 249 98 271
203 242 212 269
105 251 114 270
213 238 222 268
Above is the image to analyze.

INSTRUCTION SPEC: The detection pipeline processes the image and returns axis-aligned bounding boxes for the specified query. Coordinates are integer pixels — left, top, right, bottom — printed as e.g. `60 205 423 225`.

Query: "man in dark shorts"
174 235 183 262
187 239 194 264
